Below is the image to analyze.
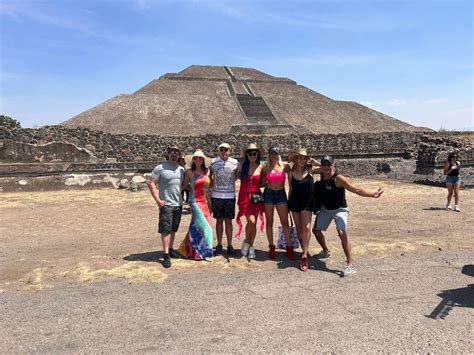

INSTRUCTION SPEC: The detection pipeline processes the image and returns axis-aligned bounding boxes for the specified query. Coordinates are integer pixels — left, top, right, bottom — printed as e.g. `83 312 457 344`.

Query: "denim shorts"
313 206 349 232
446 175 462 185
263 188 288 205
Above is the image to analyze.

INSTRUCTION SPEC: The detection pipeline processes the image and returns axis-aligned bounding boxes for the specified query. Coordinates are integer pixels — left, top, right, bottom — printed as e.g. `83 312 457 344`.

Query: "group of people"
148 142 462 276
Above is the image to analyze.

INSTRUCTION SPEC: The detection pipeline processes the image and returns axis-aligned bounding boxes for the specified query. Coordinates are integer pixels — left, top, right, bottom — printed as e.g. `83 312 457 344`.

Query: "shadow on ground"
123 251 163 262
426 264 474 320
423 207 449 211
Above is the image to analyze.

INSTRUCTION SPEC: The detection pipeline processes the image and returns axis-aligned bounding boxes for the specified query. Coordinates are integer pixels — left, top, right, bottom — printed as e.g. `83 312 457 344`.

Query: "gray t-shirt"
150 162 185 207
210 157 238 199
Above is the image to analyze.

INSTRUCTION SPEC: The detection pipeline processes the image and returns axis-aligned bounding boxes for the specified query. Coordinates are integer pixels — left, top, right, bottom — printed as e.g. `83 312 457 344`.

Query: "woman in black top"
288 148 321 271
443 152 462 212
312 156 383 277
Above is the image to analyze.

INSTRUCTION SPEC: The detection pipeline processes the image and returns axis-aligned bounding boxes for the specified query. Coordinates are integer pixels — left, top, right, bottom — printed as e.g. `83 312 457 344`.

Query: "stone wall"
1 125 425 162
1 125 472 190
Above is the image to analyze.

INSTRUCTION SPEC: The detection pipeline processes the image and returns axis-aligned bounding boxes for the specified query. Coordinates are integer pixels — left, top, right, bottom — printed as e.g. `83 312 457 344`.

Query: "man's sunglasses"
322 162 332 167
219 148 229 152
247 151 258 157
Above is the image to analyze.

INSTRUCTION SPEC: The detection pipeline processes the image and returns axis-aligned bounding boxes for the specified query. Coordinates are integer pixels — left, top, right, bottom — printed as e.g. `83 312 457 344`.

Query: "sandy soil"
0 178 472 293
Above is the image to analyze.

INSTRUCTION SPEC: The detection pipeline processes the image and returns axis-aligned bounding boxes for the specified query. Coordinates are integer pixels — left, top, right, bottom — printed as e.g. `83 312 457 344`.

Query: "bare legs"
453 183 460 205
292 210 312 258
216 218 233 247
446 184 454 207
161 232 175 254
314 229 353 265
264 203 292 246
244 214 258 246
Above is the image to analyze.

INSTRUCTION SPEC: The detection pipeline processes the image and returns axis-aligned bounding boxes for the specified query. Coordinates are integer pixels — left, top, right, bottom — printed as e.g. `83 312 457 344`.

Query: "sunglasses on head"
247 151 258 157
219 147 229 152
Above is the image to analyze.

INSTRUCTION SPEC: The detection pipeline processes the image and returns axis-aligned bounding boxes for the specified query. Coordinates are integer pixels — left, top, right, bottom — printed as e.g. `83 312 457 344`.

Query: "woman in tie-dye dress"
178 150 214 260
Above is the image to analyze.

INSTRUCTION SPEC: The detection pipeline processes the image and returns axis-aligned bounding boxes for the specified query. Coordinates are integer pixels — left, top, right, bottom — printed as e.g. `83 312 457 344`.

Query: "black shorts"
211 198 236 219
158 205 183 234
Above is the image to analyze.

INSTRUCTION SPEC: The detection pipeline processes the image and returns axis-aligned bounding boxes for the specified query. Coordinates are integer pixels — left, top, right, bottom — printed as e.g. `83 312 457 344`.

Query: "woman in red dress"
235 143 265 259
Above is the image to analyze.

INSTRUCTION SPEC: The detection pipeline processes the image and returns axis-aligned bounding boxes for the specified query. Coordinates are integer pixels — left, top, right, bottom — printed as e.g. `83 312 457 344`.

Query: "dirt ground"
0 178 472 292
1 178 473 352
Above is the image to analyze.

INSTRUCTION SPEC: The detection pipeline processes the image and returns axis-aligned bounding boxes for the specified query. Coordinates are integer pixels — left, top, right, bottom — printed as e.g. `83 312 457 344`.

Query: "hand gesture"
373 187 384 198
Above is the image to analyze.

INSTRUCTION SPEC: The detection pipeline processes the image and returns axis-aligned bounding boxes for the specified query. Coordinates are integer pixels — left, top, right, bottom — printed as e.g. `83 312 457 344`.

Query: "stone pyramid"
62 65 423 136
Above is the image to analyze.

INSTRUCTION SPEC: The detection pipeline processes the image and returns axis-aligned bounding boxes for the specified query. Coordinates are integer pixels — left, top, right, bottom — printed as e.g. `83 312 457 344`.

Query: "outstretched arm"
335 175 384 198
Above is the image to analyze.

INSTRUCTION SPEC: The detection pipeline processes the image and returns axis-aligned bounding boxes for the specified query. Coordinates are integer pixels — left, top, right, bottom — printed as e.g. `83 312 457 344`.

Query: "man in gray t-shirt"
149 146 185 268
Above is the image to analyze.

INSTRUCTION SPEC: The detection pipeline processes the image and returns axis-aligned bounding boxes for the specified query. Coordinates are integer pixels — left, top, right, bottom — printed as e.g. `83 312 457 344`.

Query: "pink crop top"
266 170 286 184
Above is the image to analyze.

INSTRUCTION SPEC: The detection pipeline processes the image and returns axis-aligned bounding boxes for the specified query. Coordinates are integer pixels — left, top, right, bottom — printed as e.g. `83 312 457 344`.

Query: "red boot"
286 246 295 260
300 257 308 272
268 244 277 260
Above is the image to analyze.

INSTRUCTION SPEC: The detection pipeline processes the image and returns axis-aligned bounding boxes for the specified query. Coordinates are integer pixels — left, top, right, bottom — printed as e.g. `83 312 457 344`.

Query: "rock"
132 176 146 184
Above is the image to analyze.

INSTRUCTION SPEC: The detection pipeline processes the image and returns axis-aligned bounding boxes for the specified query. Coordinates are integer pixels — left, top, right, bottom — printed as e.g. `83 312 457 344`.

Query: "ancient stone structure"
1 65 471 191
0 125 472 191
62 65 428 136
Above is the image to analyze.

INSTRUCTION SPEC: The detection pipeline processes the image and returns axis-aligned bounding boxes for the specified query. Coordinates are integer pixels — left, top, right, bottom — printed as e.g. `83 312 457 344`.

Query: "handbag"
250 192 264 204
277 213 300 249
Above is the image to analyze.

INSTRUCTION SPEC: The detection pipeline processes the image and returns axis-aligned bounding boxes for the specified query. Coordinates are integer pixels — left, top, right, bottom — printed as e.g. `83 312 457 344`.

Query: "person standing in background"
444 152 462 212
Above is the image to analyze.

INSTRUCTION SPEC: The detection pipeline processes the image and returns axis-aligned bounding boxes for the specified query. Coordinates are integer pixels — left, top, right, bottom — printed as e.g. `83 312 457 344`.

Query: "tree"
0 115 21 128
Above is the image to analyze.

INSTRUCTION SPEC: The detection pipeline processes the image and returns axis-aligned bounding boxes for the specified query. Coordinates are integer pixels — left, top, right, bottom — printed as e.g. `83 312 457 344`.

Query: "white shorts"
313 206 349 232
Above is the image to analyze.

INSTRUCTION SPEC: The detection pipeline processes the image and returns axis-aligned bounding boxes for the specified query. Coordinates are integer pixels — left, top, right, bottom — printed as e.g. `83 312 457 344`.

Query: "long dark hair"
241 151 261 180
191 160 207 171
448 153 458 162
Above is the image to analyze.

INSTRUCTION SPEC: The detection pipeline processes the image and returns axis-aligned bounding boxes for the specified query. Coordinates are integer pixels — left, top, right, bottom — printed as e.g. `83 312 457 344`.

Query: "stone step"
236 94 277 124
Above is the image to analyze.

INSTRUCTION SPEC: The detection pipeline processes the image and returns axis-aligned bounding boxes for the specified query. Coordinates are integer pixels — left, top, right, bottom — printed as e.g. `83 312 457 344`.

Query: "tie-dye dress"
178 172 214 260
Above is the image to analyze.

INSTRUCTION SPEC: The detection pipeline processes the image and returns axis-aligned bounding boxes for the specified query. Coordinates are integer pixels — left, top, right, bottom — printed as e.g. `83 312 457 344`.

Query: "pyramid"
62 65 423 136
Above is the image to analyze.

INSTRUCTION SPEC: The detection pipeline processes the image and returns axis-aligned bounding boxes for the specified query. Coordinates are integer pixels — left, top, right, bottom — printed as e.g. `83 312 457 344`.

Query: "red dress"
235 174 265 239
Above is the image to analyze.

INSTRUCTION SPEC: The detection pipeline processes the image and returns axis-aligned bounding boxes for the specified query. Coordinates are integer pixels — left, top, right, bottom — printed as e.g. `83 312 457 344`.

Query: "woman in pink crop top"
235 143 265 259
261 146 295 261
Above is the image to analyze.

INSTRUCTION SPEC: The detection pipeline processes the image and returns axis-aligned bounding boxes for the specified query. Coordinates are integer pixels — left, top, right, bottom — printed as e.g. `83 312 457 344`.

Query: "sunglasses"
219 148 229 152
322 162 332 167
270 151 278 155
247 151 258 157
193 156 203 160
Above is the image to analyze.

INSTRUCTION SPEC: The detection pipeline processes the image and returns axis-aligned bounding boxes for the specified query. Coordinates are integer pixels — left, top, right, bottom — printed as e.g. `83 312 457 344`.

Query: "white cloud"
200 1 417 31
422 97 448 104
291 54 376 67
387 99 407 106
1 1 97 37
358 101 374 107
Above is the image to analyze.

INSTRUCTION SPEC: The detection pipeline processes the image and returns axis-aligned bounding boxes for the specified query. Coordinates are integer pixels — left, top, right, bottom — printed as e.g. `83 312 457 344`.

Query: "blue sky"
1 0 472 130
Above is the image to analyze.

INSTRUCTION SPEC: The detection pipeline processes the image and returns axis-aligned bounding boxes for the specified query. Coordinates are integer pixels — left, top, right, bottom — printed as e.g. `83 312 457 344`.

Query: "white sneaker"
241 241 250 257
342 265 357 277
454 205 461 212
446 205 453 211
248 246 256 259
